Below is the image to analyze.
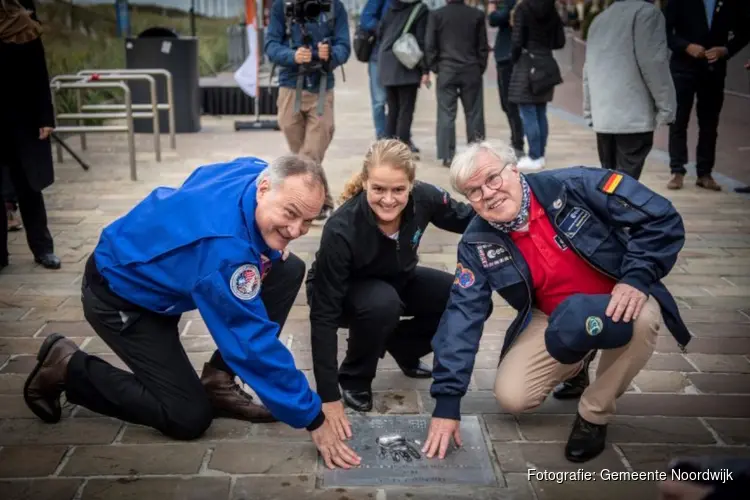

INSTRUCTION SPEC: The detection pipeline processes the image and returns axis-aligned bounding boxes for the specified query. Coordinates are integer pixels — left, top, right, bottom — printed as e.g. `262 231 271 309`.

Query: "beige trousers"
277 87 335 165
493 295 662 425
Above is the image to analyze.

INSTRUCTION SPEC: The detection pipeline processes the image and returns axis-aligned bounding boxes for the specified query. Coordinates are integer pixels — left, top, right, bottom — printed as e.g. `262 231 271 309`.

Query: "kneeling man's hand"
311 418 361 470
606 283 648 323
322 400 352 440
422 417 462 459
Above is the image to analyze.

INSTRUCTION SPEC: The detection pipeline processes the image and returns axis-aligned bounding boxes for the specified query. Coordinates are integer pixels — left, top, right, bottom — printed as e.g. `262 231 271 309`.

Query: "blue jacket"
359 0 392 60
264 0 352 92
430 167 691 420
488 0 516 63
92 158 322 430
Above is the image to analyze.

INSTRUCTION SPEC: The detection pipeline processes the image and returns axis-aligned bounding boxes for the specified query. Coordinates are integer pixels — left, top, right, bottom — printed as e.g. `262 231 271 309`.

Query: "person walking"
508 0 566 170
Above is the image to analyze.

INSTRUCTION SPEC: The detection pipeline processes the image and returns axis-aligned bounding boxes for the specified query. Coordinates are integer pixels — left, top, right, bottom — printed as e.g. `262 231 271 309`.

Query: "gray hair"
259 154 332 208
449 141 518 195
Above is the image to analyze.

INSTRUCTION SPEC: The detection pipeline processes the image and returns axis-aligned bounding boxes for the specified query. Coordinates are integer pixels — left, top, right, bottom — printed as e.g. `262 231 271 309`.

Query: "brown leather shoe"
667 174 684 190
696 175 722 191
23 334 79 423
200 363 277 423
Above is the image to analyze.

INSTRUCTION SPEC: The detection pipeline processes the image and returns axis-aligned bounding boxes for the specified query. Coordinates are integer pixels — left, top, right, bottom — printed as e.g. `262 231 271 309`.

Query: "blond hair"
340 139 416 203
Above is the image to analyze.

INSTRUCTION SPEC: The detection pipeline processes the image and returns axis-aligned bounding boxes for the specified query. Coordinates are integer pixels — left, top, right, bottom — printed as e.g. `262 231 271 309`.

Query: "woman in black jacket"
377 0 431 155
0 0 60 270
508 0 565 170
305 139 475 438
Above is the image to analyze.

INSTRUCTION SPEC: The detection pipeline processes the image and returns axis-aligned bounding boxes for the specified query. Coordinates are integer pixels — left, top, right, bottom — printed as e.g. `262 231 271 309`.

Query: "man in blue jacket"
488 0 524 158
264 0 351 169
23 155 361 470
422 142 690 463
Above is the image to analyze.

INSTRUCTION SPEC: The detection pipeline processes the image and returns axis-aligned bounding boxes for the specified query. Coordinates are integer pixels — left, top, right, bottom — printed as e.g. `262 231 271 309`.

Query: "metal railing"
51 73 162 163
77 69 176 150
50 80 137 181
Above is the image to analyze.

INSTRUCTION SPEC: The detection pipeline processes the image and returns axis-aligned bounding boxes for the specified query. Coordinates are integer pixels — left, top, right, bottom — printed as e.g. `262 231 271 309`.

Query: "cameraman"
265 0 351 170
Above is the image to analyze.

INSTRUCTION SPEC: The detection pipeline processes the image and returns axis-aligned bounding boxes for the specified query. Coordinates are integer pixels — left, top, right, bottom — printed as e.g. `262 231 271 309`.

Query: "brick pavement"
1 58 749 500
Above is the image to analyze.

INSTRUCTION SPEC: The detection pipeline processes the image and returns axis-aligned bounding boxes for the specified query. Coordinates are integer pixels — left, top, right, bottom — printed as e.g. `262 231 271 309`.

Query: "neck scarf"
0 3 41 44
488 174 531 233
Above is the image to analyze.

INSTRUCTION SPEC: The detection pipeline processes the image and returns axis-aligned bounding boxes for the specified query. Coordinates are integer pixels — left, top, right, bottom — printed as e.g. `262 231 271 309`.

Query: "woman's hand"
39 127 53 140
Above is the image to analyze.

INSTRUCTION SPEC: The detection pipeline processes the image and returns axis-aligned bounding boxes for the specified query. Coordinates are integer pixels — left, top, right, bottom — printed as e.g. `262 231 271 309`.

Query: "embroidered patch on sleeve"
230 264 261 300
476 243 511 269
600 172 624 194
453 263 476 288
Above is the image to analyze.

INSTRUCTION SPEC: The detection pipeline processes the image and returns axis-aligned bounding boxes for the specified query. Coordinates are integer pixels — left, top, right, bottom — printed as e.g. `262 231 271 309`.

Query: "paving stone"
0 395 77 419
0 308 30 321
209 443 317 474
0 445 69 478
0 373 24 394
61 444 207 476
0 321 45 337
0 418 122 446
703 418 750 445
530 477 658 500
370 371 433 391
615 394 750 418
482 415 521 441
619 444 750 472
181 336 217 352
633 371 690 393
516 415 716 444
120 419 253 444
492 442 626 473
0 355 38 374
0 478 82 500
38 321 96 338
81 477 231 500
687 323 750 338
686 353 750 373
687 373 750 394
679 309 750 324
472 369 498 391
644 353 695 372
658 336 750 354
250 422 311 441
370 391 420 414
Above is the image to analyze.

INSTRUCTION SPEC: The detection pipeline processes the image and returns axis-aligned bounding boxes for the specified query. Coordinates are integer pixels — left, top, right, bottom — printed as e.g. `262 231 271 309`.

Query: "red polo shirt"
510 192 616 316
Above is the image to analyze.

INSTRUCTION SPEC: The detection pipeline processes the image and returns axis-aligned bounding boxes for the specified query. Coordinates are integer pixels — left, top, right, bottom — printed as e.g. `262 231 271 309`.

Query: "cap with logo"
544 293 635 364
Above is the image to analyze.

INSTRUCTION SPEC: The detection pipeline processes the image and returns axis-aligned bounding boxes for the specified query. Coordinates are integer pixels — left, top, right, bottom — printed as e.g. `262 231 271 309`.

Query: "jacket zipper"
474 240 532 363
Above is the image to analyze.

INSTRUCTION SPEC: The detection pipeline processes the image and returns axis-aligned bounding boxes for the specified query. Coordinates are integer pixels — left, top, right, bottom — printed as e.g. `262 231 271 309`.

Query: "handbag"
392 3 425 70
353 26 376 63
526 49 563 95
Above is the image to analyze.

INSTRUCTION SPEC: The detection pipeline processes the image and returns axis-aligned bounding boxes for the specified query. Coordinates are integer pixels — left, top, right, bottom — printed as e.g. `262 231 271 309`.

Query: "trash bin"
125 27 201 133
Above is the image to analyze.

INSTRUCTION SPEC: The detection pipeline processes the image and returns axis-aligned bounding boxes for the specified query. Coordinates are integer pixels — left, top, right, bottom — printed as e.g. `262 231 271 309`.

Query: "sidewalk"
0 58 749 500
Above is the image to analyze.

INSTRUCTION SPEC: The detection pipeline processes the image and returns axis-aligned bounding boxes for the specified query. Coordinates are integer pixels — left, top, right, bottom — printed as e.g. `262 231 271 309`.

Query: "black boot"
398 360 431 379
565 413 607 463
553 351 595 400
35 253 61 270
342 389 372 412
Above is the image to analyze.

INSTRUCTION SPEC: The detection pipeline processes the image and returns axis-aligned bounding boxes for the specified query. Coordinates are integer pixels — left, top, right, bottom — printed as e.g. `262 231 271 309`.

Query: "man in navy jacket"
422 142 689 463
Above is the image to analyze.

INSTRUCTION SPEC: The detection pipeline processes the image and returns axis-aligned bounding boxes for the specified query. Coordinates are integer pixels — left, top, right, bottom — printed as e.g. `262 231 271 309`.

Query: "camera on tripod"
284 0 332 23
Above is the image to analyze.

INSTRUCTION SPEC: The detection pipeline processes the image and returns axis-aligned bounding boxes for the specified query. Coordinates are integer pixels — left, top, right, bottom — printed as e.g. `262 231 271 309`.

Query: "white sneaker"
517 157 544 170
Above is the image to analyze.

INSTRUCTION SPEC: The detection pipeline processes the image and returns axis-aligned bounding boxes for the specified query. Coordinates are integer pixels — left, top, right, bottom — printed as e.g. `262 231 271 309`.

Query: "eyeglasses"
464 164 509 202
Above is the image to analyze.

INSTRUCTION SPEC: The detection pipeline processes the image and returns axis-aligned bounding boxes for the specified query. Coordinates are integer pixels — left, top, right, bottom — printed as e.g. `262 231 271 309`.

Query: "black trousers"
337 266 455 392
497 61 525 153
596 132 654 180
436 68 485 162
0 155 54 266
668 69 725 177
65 252 306 440
385 84 419 145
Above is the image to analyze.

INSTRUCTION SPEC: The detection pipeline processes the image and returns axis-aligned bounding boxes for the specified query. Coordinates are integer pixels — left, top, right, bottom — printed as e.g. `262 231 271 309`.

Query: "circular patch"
230 264 261 301
585 316 604 336
453 263 476 289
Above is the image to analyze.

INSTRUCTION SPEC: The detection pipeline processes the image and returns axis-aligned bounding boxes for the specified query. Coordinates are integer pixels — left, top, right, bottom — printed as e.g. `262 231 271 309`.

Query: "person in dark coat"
377 0 431 155
0 0 60 270
508 0 565 170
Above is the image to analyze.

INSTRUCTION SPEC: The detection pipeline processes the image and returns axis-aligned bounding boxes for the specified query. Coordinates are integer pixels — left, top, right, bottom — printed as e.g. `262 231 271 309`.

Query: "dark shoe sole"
342 393 373 413
401 370 432 379
23 333 66 423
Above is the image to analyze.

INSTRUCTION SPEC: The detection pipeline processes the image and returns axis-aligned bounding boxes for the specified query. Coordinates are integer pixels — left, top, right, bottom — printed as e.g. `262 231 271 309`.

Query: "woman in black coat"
377 0 431 153
508 0 565 170
0 0 60 270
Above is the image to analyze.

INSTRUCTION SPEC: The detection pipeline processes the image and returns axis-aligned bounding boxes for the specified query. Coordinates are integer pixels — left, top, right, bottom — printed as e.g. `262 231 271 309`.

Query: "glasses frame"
465 163 511 202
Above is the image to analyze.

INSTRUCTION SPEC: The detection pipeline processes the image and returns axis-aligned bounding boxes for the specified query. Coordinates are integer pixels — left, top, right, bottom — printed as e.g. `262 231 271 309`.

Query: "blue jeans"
368 59 387 139
519 104 548 160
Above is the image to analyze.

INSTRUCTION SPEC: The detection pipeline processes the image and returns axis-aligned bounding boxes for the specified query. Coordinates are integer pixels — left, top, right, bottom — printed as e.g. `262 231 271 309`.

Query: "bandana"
488 174 531 233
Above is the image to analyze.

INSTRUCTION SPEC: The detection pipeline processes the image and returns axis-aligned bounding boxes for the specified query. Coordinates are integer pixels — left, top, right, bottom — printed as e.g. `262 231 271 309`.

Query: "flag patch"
600 172 623 194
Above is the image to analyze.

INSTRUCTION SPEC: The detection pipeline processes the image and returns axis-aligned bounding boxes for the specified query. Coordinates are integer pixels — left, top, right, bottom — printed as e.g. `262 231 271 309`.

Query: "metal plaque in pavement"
320 415 498 487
